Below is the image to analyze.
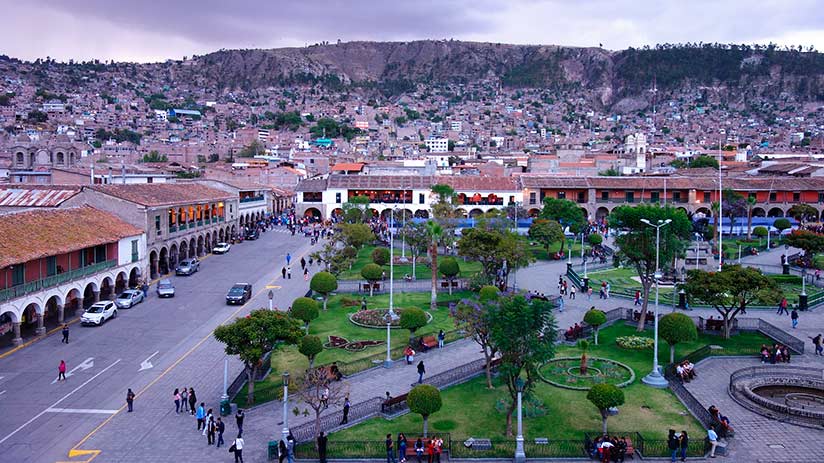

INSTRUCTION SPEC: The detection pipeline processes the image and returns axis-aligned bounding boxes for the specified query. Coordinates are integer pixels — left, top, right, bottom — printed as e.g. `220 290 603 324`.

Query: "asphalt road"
0 227 314 463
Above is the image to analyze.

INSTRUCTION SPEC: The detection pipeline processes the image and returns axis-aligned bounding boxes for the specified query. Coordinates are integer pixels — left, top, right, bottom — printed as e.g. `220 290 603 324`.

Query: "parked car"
245 229 260 240
225 283 252 305
176 258 200 276
81 301 117 326
156 279 176 298
213 242 231 254
115 289 144 308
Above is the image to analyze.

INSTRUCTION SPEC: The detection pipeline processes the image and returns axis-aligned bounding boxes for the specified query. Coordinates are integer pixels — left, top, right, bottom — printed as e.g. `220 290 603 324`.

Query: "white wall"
117 233 147 267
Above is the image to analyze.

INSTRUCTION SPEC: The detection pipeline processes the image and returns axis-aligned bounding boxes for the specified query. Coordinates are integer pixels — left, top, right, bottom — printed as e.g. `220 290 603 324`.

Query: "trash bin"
220 399 231 417
268 441 279 460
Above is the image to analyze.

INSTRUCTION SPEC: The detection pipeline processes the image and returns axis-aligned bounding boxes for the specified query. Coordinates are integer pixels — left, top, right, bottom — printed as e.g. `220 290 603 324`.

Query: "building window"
46 256 57 276
95 245 107 263
673 191 681 202
557 191 566 200
509 195 515 205
155 215 161 235
336 193 341 203
529 192 537 205
577 191 585 203
769 192 777 202
131 240 139 263
819 193 824 203
12 264 25 286
419 193 425 204
793 192 800 202
626 192 635 203
650 192 660 203
601 191 609 201
703 192 711 203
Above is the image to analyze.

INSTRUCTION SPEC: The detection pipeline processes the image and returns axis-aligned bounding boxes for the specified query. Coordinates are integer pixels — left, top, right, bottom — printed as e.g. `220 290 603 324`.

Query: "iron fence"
289 397 386 443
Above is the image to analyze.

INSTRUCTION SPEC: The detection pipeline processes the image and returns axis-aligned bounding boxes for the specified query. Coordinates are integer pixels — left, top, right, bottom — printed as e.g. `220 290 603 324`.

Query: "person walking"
707 425 726 458
278 439 288 463
281 267 287 279
61 324 70 343
385 433 397 463
58 360 67 381
216 417 225 448
300 257 306 270
678 430 689 462
173 388 181 414
286 253 292 266
791 308 799 329
287 433 296 463
557 294 565 312
196 402 206 431
304 268 309 281
188 388 197 415
809 334 824 356
126 388 135 412
232 435 244 463
340 396 350 424
287 266 292 279
570 286 576 299
235 409 245 436
318 431 328 463
206 416 216 445
417 361 426 384
437 330 445 349
777 297 789 315
634 290 642 306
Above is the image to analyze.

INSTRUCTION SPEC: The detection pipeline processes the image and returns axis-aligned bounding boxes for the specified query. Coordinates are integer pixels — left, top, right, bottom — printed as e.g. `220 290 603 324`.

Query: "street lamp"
640 218 671 388
281 372 290 442
514 377 526 463
385 208 400 369
399 190 409 263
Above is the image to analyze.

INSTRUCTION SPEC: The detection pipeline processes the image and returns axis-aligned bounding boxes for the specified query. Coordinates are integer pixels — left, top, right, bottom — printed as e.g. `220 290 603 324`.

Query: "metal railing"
290 397 386 443
240 195 265 203
0 259 117 303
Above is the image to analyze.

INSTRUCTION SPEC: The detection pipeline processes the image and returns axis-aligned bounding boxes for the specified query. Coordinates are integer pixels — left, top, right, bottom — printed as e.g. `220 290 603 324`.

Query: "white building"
425 138 450 153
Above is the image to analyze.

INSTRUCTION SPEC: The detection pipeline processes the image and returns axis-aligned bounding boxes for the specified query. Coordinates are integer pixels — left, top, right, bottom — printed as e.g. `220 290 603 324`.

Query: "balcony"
240 195 265 204
169 225 177 233
179 223 188 231
197 220 203 227
0 260 117 303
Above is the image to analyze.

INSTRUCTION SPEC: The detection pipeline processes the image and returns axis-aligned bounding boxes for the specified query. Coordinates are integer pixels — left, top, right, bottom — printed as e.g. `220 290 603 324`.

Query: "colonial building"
5 134 83 184
0 207 145 345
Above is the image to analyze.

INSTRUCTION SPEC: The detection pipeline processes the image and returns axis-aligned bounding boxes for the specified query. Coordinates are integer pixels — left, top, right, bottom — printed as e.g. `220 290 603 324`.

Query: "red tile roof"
0 206 143 268
330 163 365 172
89 184 232 207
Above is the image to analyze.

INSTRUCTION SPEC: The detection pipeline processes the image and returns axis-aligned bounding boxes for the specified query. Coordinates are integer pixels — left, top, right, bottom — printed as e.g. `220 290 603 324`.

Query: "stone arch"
56 151 65 165
527 208 540 218
159 247 169 275
100 276 115 300
595 206 610 221
454 208 468 218
380 209 392 220
65 288 81 314
205 233 212 252
767 207 784 218
197 235 204 256
1 307 20 324
218 228 225 242
44 294 63 324
169 243 179 269
332 208 343 218
676 207 688 217
230 225 237 240
580 207 590 221
212 230 218 245
414 209 430 219
115 271 128 294
469 208 484 218
149 250 159 279
22 302 41 329
82 282 98 308
304 207 322 219
178 241 188 262
751 207 766 218
188 238 197 258
15 151 25 166
128 267 140 288
695 207 712 218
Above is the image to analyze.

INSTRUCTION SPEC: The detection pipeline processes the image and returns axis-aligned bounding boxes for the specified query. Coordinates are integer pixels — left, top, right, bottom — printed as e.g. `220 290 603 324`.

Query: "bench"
382 393 408 413
632 311 656 322
419 336 438 351
405 437 440 457
705 319 725 331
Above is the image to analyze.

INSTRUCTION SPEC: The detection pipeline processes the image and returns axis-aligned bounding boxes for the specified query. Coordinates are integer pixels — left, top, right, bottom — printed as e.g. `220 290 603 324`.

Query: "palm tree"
746 196 757 240
425 220 443 310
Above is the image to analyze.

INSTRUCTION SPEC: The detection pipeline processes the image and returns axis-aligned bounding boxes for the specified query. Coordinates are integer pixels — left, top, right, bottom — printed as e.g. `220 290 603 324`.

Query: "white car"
213 242 231 254
115 289 144 308
81 301 117 326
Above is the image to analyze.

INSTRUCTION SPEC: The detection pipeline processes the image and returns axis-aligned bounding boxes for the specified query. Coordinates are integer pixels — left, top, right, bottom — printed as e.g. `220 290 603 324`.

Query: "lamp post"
800 268 808 311
281 372 290 442
385 208 399 368
640 218 671 388
268 290 274 311
221 359 229 402
400 191 409 263
717 137 723 271
514 377 526 463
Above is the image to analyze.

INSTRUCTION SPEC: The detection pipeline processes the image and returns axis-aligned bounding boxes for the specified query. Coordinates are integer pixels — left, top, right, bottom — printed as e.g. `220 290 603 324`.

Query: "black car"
226 283 252 305
245 229 260 240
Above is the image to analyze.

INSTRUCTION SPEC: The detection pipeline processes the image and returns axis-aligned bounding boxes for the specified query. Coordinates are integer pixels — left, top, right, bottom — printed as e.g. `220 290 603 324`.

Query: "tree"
342 196 371 224
773 218 792 235
479 285 500 302
340 223 375 248
722 189 746 236
583 308 607 345
439 257 460 295
608 205 691 331
291 297 320 331
488 294 556 436
361 263 383 296
540 198 586 254
659 313 698 363
689 155 719 169
458 228 532 290
588 233 604 246
407 384 442 437
310 272 338 311
452 291 498 388
237 140 264 157
298 335 323 368
401 222 429 279
295 367 349 440
400 307 429 345
745 196 757 240
577 339 590 375
753 226 768 240
425 221 443 310
528 219 564 257
786 230 824 262
142 150 168 162
587 384 625 435
214 309 302 404
684 265 782 338
788 204 818 225
371 247 390 266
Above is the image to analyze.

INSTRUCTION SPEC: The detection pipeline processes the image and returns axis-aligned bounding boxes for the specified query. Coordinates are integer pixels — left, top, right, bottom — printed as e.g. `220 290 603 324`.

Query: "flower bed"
349 308 433 329
538 357 635 390
615 336 654 350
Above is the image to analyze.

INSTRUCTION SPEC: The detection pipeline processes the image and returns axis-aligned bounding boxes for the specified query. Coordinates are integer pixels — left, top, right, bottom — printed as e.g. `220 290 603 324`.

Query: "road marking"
0 318 80 360
265 284 282 289
46 408 119 415
52 357 94 384
138 351 159 371
0 390 5 397
0 358 121 446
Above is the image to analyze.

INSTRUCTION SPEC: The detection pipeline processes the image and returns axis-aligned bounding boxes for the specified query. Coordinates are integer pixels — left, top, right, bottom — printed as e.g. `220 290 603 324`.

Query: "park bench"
419 335 438 351
632 310 656 322
382 392 408 413
704 319 725 331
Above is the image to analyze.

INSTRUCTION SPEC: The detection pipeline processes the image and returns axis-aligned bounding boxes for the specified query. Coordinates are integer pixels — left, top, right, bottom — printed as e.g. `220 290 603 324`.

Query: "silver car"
115 289 144 308
176 258 200 276
156 279 175 298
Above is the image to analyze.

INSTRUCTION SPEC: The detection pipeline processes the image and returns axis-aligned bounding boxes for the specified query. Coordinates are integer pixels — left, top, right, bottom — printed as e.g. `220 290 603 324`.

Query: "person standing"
61 324 70 344
678 430 689 462
126 389 135 412
287 433 296 463
340 396 350 424
216 417 225 448
791 308 799 329
188 388 197 415
202 408 213 436
300 257 306 270
318 431 328 463
304 268 309 281
437 330 445 349
141 281 149 298
414 438 425 463
173 388 181 414
707 425 726 458
233 435 244 463
667 429 679 462
809 334 824 356
179 387 188 414
570 285 576 299
235 409 245 436
385 433 397 463
58 360 67 381
281 267 287 279
417 361 426 384
196 402 206 430
287 266 292 279
206 416 216 445
286 253 292 266
278 439 288 463
397 433 408 463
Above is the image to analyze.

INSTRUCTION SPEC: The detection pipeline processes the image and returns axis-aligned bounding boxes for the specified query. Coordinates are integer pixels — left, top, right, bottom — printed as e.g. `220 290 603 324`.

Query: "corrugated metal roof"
0 186 82 208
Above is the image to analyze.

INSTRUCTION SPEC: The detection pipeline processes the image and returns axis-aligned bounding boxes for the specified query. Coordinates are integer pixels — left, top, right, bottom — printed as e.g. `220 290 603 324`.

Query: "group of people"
385 433 444 463
666 430 690 462
674 360 697 382
599 281 612 299
168 387 245 461
708 405 733 438
587 435 629 462
759 343 792 364
564 323 584 341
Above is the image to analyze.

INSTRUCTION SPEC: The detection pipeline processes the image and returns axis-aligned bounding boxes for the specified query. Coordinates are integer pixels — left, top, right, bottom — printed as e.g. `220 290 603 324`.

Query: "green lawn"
520 236 588 261
235 291 468 408
329 324 770 442
338 245 482 281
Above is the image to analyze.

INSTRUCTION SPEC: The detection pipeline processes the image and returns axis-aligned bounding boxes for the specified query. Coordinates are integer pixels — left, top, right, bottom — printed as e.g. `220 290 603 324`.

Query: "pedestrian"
433 436 443 463
777 297 788 315
287 433 296 463
58 360 67 381
570 286 576 299
202 408 213 436
386 433 397 463
417 361 426 384
281 267 287 279
415 438 425 463
188 388 197 415
126 388 135 412
679 430 689 462
809 334 824 356
605 282 610 298
361 297 368 311
634 290 642 306
141 281 149 298
587 287 593 300
216 417 225 448
304 268 309 281
232 435 244 463
196 402 206 430
557 294 565 312
321 386 329 409
318 431 328 463
437 329 445 349
286 253 292 265
287 266 292 279
707 425 726 458
278 439 288 463
173 388 181 414
340 396 350 424
206 416 216 445
301 257 306 270
179 387 188 415
61 324 69 343
791 308 799 329
398 432 408 463
236 409 245 436
667 429 679 462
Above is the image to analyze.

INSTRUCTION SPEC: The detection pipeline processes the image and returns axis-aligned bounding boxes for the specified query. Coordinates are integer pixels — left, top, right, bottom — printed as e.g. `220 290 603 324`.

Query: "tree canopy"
659 312 698 362
371 247 390 266
291 297 320 330
583 308 607 345
587 383 625 435
298 335 323 368
407 384 442 437
540 197 587 235
340 223 375 248
458 227 532 290
528 219 565 256
310 272 338 310
786 230 824 259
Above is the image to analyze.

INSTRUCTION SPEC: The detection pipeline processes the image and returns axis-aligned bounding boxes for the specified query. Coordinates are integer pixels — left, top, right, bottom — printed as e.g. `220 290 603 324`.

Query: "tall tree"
745 196 757 240
785 230 824 263
528 219 565 258
295 367 349 440
400 221 429 279
488 294 556 436
683 265 782 338
425 221 443 310
452 286 500 388
608 205 692 331
342 195 371 224
539 197 586 254
339 223 375 248
407 385 442 437
214 309 302 404
722 189 746 236
458 228 532 290
788 204 819 225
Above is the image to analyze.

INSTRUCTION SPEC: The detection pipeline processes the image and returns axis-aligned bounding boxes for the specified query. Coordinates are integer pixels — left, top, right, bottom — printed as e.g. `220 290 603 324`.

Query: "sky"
2 0 822 62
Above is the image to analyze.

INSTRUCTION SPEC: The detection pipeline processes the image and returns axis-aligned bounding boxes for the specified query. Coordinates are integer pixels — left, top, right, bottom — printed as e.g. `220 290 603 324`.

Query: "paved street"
0 226 314 463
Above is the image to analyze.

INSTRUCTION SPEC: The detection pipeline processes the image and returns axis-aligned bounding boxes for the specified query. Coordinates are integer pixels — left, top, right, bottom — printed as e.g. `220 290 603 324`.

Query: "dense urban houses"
296 175 523 220
0 207 145 345
62 184 239 279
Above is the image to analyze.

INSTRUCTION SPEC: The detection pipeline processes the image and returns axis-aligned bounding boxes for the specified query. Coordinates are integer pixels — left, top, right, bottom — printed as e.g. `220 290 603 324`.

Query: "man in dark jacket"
317 431 328 463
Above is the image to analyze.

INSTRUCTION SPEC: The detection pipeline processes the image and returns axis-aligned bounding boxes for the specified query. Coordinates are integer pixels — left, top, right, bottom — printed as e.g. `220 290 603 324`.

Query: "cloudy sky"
2 0 822 62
